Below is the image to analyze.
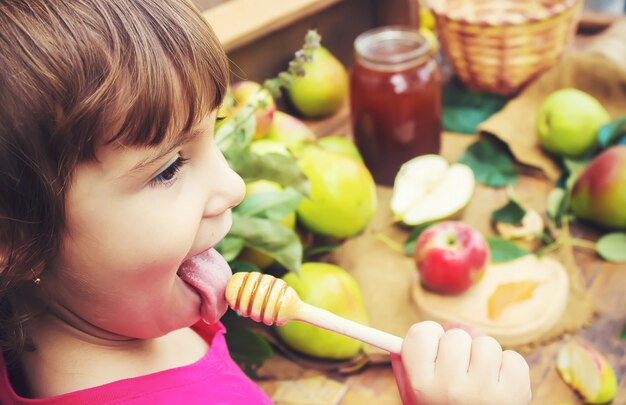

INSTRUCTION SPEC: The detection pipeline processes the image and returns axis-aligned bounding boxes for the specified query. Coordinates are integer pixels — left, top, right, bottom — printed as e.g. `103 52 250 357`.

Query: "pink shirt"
0 322 273 404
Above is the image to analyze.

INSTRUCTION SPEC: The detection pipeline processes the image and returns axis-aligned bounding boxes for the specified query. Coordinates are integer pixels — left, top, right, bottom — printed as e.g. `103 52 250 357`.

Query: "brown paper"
332 184 593 354
478 19 626 180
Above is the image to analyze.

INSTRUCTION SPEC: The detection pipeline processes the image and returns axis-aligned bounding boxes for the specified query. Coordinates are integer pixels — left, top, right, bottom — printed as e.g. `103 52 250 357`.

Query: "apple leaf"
546 187 570 226
597 116 626 150
492 199 526 225
222 310 273 378
621 324 626 340
561 157 591 178
234 188 302 220
442 80 507 134
229 214 302 273
229 260 262 274
487 236 530 262
595 232 626 263
303 243 341 260
458 139 518 187
404 223 434 255
487 281 540 320
215 104 257 152
224 148 310 197
215 236 246 262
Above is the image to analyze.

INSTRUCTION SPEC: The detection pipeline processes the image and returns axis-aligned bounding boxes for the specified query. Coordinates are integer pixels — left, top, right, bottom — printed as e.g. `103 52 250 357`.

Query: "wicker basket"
425 0 583 95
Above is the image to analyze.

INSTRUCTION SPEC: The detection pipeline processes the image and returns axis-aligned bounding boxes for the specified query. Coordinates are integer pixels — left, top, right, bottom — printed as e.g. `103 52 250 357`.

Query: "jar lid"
354 25 430 67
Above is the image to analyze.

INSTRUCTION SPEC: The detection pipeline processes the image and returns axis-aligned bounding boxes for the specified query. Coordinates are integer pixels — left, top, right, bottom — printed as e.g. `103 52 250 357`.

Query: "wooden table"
250 101 626 404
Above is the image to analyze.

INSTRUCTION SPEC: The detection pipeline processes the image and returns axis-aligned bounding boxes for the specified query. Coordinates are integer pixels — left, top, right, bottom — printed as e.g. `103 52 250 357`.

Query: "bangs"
102 1 229 148
40 0 230 161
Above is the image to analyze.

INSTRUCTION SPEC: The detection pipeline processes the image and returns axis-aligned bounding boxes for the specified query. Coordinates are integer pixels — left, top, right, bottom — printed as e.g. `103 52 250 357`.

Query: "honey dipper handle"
296 302 403 354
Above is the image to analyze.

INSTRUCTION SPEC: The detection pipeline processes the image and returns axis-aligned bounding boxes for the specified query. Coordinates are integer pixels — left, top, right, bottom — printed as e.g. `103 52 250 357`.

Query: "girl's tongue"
177 248 232 324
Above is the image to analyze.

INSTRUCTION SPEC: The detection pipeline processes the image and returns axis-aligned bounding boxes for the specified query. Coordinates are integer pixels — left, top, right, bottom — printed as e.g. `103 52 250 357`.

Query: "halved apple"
556 342 617 404
390 155 475 226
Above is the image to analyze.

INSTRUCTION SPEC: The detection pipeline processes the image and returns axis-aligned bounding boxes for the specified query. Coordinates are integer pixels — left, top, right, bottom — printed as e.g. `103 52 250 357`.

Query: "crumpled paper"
478 19 626 180
332 185 593 357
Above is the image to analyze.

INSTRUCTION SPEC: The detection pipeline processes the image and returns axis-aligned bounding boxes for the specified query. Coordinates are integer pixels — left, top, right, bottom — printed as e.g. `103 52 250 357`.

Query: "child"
0 1 531 403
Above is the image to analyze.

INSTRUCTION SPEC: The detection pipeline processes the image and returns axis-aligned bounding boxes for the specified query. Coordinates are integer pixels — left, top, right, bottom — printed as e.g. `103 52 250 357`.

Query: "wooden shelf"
199 0 420 83
202 0 341 52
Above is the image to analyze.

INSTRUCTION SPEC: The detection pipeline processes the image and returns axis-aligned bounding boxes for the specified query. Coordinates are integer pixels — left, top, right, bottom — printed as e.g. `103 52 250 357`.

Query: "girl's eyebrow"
127 128 202 174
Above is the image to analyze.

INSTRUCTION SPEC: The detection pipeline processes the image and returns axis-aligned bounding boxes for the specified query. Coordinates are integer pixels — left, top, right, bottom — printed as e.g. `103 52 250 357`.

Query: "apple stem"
569 238 597 251
371 218 401 233
373 232 405 254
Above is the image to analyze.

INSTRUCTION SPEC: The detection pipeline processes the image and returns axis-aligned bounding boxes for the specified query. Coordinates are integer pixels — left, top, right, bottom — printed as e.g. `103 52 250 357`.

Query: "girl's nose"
203 148 246 218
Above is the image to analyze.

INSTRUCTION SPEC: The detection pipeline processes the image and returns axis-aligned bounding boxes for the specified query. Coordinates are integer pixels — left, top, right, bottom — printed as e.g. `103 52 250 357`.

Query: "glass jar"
350 26 442 185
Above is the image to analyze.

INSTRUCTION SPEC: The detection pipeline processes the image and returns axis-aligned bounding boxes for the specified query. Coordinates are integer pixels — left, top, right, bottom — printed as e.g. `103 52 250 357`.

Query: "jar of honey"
350 26 442 185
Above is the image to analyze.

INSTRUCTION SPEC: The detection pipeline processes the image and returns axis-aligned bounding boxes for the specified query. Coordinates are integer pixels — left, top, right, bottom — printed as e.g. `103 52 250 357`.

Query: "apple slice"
391 155 475 226
556 342 617 404
495 209 544 241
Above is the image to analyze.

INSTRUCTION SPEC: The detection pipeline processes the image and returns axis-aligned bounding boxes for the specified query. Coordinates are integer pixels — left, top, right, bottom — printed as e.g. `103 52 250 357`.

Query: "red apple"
570 145 626 230
231 80 276 139
414 221 489 294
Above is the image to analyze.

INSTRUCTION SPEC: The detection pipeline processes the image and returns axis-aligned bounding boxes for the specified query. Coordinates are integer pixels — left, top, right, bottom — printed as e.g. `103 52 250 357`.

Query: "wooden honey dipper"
225 272 403 354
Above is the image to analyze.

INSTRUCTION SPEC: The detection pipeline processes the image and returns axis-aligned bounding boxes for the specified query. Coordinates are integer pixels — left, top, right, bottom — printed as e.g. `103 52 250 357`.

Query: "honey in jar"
350 26 442 185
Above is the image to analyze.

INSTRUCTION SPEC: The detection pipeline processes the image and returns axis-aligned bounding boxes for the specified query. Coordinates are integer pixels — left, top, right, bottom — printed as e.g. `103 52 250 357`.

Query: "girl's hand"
391 321 531 405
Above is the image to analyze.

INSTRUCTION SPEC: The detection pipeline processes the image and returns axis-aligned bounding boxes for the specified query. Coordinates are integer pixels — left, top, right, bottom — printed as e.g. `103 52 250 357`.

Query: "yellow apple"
275 262 368 359
536 88 610 158
296 147 377 238
287 46 348 118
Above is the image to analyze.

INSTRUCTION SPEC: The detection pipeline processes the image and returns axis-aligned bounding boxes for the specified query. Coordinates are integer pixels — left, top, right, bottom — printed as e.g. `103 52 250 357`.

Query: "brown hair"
0 0 228 357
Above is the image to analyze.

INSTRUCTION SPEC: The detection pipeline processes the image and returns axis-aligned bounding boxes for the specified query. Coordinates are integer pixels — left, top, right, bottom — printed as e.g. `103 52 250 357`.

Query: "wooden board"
412 255 570 347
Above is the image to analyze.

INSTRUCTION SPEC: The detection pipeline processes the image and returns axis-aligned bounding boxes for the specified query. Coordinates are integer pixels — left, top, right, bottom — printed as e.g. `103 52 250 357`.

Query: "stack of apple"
222 80 378 255
220 76 378 360
536 88 626 230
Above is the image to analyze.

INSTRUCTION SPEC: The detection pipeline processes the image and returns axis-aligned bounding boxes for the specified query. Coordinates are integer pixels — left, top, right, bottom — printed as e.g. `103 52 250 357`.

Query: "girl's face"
47 110 245 339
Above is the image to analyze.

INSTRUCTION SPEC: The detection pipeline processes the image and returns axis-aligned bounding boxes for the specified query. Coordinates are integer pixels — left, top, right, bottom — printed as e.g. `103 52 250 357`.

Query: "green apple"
231 80 276 140
296 147 377 238
316 136 363 162
570 145 626 229
265 111 316 151
536 88 610 158
275 262 368 359
287 46 349 118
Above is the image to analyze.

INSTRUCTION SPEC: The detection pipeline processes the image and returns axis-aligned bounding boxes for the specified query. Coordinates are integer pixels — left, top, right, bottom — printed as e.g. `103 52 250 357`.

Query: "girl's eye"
149 156 189 187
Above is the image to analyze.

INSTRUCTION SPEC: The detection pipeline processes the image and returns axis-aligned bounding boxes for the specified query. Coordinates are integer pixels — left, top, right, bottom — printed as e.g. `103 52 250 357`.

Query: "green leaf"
215 236 245 262
222 321 273 378
234 188 302 220
561 157 590 177
492 199 526 225
215 104 257 152
487 236 530 263
303 243 340 260
546 188 568 226
442 81 508 134
597 117 626 150
229 214 302 273
404 223 433 255
458 139 518 187
596 232 626 263
621 324 626 340
229 260 262 274
224 148 310 197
